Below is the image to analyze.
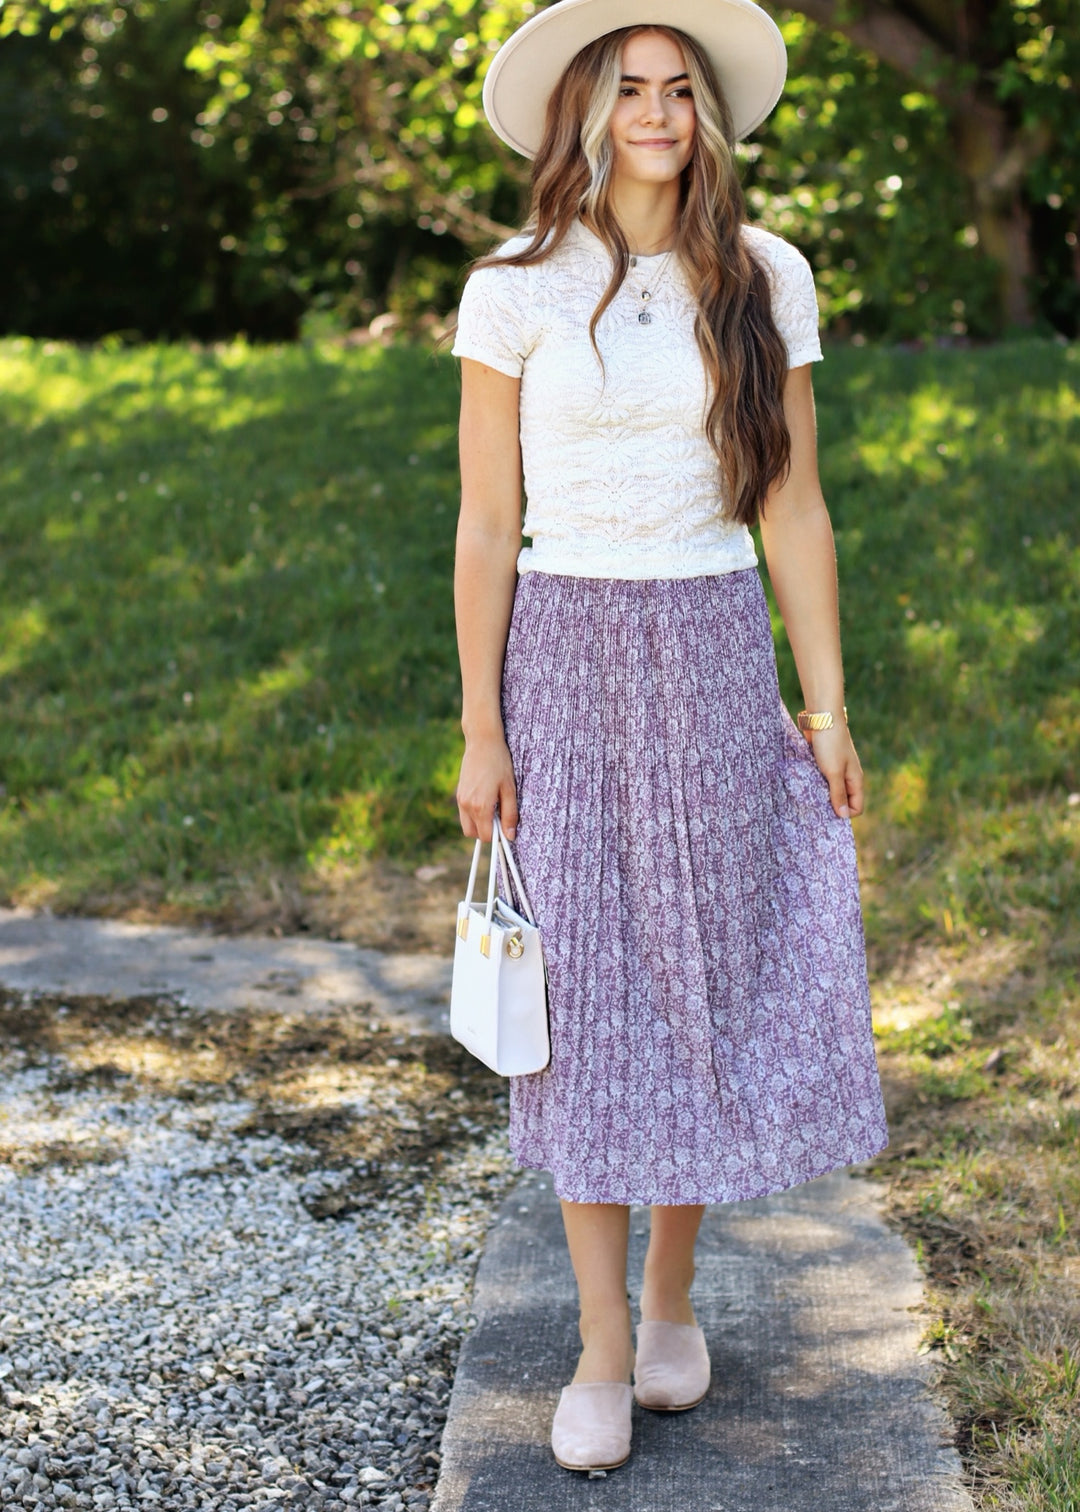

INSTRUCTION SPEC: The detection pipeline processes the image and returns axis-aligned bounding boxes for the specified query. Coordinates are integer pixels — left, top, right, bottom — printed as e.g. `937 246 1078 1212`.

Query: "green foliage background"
1 0 1076 341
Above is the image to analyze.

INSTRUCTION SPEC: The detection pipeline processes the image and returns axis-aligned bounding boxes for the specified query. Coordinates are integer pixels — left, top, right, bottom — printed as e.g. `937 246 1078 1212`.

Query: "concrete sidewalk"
0 906 452 1033
434 1170 973 1512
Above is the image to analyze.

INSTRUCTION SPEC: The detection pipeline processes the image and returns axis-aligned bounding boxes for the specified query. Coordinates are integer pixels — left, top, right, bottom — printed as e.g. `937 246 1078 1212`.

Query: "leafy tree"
0 0 527 337
783 0 1079 330
745 17 1005 340
1 0 1075 337
0 0 312 338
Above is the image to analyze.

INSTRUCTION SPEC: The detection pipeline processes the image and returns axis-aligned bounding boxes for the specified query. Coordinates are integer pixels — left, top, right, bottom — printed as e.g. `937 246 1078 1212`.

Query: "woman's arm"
454 357 523 841
758 363 864 819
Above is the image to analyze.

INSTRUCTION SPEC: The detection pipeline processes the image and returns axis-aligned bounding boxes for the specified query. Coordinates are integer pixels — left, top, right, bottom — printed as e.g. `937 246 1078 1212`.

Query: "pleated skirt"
500 568 889 1206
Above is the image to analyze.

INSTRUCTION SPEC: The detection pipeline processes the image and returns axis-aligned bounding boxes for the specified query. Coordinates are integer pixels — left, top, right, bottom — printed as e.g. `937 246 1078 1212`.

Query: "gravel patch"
0 991 516 1511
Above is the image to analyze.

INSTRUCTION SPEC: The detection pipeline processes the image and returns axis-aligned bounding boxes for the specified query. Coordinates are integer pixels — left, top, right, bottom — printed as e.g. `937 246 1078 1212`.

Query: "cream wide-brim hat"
481 0 787 158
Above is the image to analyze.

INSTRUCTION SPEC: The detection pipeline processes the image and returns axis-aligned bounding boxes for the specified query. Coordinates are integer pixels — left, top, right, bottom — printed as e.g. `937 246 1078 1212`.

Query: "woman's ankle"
572 1307 634 1384
638 1282 696 1327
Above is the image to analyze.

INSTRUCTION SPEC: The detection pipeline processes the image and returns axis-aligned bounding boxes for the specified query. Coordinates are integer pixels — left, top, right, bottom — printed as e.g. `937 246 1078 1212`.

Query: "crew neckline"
570 219 673 261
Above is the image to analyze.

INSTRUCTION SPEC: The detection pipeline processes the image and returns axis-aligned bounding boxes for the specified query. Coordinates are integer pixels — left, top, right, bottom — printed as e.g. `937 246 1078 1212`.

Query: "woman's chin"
613 162 687 189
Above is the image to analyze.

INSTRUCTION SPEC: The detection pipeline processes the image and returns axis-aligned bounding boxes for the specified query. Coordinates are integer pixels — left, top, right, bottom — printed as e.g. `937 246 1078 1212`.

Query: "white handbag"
450 816 550 1076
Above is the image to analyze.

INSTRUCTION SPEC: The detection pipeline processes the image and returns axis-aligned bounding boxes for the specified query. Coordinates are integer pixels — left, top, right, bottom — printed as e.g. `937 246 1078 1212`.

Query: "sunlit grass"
2 336 1075 922
872 961 1080 1509
0 337 464 913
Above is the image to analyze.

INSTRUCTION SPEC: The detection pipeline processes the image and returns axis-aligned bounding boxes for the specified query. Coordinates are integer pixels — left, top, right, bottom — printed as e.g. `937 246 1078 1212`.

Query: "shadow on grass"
0 336 1077 940
0 339 466 914
770 341 1080 972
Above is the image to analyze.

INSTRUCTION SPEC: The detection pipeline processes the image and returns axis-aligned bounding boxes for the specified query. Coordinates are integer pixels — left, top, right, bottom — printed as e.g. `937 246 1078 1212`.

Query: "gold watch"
797 705 848 734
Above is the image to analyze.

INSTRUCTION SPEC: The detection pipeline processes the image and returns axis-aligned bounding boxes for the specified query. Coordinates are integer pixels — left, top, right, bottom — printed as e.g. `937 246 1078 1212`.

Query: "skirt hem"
508 1132 891 1207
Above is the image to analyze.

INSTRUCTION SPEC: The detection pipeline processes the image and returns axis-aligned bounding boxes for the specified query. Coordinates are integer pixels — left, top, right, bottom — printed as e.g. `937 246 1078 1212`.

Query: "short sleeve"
451 255 534 379
769 242 823 368
744 228 823 368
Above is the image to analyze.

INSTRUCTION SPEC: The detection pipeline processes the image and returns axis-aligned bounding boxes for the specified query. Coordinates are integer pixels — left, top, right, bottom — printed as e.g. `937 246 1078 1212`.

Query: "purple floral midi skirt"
500 568 889 1206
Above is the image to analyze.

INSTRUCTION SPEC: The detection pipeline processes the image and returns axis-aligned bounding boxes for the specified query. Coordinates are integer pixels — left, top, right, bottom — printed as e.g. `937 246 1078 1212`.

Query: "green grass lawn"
1 333 1078 1505
1 336 1075 920
0 337 465 914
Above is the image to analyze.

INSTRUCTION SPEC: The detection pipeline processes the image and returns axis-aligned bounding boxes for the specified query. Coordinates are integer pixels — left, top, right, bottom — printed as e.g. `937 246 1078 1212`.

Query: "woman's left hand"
806 724 864 819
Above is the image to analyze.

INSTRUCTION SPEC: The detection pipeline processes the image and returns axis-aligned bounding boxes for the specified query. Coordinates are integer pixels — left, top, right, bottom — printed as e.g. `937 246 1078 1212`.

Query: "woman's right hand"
456 730 519 842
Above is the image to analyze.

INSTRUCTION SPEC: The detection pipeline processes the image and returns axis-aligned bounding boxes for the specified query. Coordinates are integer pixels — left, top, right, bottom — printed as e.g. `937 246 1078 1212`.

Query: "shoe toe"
550 1382 632 1471
633 1322 711 1411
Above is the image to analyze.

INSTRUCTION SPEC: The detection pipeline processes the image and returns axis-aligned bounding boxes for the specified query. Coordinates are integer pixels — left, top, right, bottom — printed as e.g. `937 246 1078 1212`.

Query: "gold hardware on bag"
457 915 469 941
506 930 524 959
480 934 492 958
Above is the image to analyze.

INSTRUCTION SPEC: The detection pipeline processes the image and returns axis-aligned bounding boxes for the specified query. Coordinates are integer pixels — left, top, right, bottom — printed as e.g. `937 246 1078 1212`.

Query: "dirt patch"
69 850 470 956
0 988 506 1215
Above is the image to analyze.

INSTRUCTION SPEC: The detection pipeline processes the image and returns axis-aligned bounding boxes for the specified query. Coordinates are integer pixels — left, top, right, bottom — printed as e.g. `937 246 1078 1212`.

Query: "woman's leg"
633 1205 711 1413
640 1204 706 1324
560 1201 635 1384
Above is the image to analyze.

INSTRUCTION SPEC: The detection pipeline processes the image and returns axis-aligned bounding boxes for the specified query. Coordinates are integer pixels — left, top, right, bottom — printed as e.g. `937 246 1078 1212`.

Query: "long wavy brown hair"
474 24 792 525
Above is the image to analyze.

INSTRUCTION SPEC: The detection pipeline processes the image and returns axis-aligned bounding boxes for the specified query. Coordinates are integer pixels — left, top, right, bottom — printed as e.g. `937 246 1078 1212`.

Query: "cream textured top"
452 219 823 580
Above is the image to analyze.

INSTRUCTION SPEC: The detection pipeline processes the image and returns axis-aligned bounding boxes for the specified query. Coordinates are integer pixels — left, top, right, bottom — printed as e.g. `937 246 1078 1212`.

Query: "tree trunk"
951 100 1043 328
786 0 1042 328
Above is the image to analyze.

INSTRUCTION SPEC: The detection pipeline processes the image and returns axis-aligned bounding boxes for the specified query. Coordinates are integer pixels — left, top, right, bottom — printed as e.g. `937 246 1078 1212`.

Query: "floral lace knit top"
452 219 823 580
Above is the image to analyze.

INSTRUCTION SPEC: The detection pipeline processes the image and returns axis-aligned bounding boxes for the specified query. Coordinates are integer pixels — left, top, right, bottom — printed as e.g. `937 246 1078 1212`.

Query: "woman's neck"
608 176 681 254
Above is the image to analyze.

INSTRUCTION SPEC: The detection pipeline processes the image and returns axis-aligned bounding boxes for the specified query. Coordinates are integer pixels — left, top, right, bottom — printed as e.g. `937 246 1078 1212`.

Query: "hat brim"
482 0 787 158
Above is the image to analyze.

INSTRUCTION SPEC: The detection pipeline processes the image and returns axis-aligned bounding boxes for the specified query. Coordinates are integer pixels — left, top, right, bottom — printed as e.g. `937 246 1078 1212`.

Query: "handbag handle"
493 817 536 925
462 816 536 927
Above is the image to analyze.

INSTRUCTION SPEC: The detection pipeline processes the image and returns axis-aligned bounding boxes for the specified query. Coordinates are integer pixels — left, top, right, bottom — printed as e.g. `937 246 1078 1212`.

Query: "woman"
451 0 888 1474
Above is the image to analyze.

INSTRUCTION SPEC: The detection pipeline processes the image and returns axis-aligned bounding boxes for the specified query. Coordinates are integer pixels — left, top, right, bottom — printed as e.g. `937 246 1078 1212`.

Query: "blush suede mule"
550 1382 633 1471
633 1321 711 1411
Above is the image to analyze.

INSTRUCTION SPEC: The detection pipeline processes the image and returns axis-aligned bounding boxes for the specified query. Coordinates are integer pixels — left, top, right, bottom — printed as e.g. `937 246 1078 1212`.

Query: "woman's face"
608 30 696 187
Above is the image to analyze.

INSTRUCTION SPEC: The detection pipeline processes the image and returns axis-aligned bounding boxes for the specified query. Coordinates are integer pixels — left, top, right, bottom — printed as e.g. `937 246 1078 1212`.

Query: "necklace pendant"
638 310 652 325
